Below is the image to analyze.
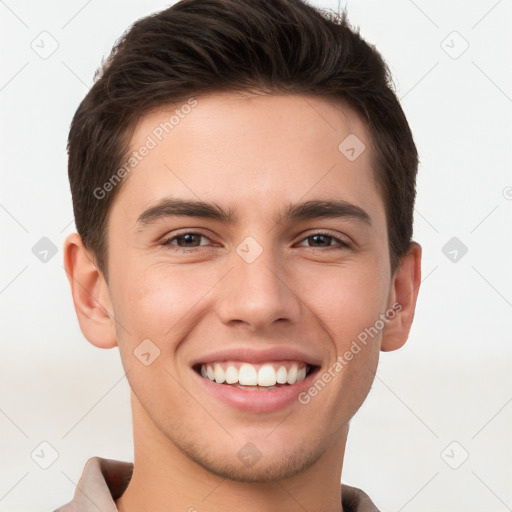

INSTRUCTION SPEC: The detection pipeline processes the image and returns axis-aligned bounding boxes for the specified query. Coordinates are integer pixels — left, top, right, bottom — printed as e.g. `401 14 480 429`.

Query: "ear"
381 241 422 352
63 233 118 349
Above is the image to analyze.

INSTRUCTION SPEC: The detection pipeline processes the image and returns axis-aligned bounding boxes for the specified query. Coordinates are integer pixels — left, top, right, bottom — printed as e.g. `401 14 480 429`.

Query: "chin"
183 439 325 483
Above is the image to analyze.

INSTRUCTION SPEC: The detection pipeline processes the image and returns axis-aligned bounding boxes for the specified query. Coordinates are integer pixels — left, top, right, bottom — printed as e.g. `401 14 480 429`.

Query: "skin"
64 92 421 512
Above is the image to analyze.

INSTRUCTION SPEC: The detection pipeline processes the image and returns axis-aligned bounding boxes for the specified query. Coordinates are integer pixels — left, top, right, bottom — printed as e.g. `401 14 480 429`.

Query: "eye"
297 232 352 250
162 231 212 250
161 230 352 253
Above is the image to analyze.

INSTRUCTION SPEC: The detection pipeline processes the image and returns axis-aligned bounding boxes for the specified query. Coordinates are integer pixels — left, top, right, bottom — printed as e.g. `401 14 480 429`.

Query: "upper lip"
190 346 323 368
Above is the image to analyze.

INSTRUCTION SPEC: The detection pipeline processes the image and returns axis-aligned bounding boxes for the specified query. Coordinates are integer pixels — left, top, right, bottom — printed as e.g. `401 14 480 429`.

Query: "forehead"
110 92 384 227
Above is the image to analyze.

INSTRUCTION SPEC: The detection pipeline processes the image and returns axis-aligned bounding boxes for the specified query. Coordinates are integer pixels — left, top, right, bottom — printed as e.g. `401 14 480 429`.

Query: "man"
58 0 421 510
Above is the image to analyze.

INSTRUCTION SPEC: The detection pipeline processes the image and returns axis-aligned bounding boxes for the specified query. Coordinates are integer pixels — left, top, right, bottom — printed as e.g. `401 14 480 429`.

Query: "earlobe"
63 233 118 349
381 241 422 352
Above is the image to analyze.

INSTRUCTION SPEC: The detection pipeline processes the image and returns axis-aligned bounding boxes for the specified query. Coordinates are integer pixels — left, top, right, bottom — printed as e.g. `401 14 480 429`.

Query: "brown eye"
298 232 351 250
162 232 211 250
306 234 334 247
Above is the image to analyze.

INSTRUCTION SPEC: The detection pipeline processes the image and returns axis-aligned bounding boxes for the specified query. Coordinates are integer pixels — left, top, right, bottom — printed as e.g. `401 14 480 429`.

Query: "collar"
54 457 380 512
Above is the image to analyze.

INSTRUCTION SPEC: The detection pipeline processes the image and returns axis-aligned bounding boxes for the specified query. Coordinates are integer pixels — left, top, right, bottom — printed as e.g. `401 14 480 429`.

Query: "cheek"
110 262 218 347
337 343 380 420
109 266 207 398
300 259 389 348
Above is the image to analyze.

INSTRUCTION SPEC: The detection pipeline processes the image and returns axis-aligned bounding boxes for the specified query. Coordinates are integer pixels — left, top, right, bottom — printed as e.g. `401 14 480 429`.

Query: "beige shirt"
54 457 380 512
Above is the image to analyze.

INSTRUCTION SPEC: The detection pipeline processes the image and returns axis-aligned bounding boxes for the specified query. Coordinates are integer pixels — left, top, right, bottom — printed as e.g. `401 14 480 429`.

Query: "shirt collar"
55 457 380 512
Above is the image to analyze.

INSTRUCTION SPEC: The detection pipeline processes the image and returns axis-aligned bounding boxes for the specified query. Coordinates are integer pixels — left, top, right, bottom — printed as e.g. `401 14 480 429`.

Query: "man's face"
105 92 394 481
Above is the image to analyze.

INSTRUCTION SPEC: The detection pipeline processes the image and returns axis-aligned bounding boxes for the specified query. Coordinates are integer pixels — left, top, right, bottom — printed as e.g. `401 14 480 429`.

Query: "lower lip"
193 367 319 413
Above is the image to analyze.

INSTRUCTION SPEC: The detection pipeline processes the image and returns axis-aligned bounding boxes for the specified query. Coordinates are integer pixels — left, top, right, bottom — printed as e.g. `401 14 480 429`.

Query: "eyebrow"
136 198 372 227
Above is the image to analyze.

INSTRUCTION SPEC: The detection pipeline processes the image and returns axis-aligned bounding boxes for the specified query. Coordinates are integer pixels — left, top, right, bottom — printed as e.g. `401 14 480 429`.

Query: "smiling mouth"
193 361 319 390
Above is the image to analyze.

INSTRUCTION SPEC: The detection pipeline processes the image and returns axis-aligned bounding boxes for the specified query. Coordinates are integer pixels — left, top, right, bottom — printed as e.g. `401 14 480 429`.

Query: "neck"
117 393 348 512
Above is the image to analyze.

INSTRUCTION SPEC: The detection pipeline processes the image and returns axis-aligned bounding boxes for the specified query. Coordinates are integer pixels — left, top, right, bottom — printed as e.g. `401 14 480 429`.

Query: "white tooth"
276 366 287 384
200 364 207 378
214 363 225 383
206 365 215 381
297 366 307 382
238 363 258 385
258 364 277 387
287 364 298 384
225 366 239 384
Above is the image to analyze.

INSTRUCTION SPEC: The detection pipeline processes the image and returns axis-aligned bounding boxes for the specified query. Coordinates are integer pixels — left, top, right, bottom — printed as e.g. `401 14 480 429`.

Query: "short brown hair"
67 0 418 279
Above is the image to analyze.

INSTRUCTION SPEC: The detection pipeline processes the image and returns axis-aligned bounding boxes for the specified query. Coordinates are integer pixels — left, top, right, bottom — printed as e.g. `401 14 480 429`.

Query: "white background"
1 1 511 510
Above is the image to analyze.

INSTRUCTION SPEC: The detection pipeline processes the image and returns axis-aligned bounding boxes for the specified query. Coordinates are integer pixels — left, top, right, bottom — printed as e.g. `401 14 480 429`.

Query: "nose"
215 243 302 332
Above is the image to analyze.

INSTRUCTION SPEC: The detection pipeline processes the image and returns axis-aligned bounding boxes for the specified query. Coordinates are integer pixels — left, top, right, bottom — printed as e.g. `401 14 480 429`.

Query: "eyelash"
161 230 352 252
